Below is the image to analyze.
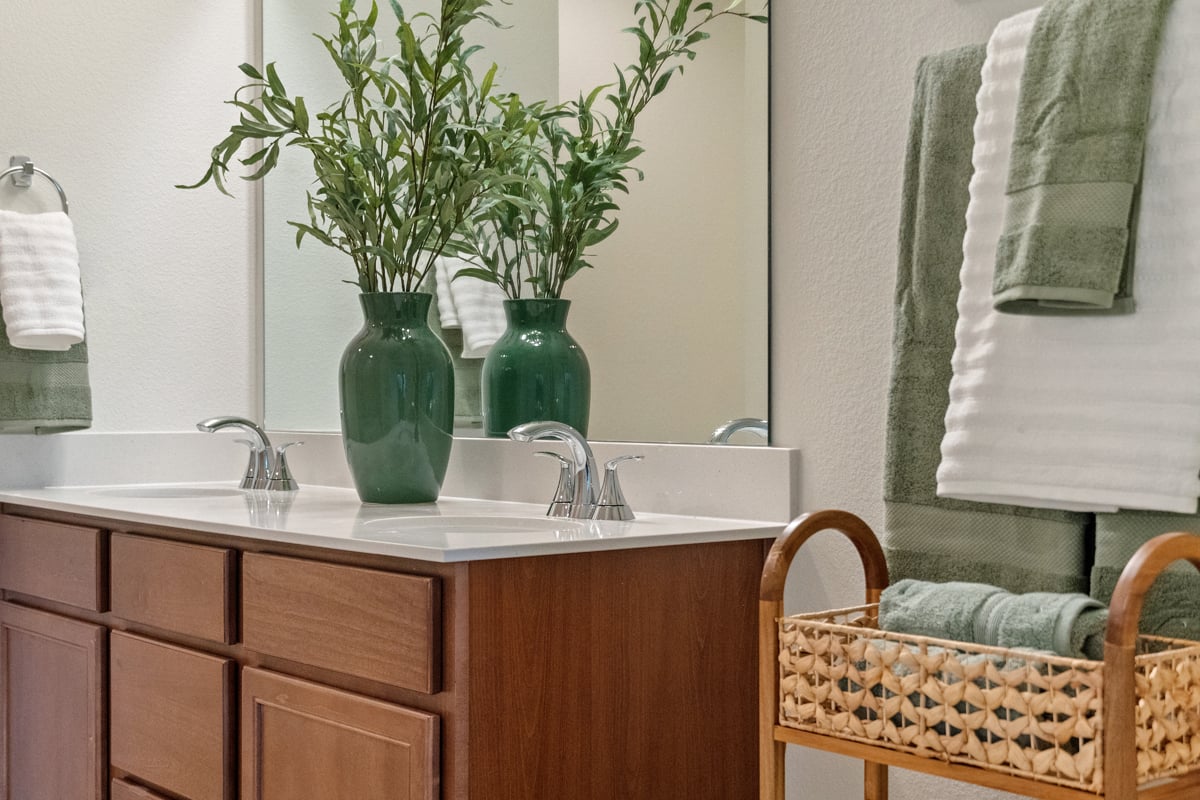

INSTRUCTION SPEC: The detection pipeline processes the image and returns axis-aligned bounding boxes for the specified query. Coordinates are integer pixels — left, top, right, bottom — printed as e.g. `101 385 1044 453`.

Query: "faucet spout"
708 417 769 444
508 421 598 518
197 416 274 489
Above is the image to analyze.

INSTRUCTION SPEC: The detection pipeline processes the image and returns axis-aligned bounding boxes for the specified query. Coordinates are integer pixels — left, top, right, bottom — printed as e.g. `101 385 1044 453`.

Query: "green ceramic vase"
482 298 590 437
339 292 454 503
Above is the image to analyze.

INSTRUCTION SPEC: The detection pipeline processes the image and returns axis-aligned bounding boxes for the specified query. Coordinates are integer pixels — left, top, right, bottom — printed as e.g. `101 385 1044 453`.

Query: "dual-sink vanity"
0 481 782 800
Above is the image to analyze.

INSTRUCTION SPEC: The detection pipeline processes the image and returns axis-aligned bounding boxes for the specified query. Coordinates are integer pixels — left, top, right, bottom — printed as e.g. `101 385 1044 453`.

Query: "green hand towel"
881 579 1107 659
0 315 91 433
885 44 1088 594
879 578 1008 643
977 591 1107 660
993 0 1171 314
1092 512 1200 642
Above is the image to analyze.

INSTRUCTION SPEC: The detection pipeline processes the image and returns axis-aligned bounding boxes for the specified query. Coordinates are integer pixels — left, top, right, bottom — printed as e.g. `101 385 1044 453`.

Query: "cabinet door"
0 602 105 800
241 668 438 800
109 631 234 800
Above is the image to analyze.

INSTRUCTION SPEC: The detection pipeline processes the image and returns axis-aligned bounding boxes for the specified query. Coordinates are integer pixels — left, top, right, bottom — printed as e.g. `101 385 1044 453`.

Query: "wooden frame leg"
865 762 888 800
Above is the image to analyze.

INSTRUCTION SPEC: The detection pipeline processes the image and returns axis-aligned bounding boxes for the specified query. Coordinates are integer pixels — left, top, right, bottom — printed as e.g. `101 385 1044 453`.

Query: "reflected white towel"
434 256 506 359
937 1 1200 514
0 210 85 351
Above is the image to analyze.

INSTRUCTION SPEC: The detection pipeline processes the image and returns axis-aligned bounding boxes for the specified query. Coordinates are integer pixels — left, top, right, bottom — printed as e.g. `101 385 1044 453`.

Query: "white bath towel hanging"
434 256 507 359
0 210 85 351
937 0 1200 514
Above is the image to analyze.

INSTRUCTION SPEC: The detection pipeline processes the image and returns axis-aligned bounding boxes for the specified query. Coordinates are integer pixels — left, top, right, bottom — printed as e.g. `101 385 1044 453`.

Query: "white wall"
771 3 1038 800
0 0 259 434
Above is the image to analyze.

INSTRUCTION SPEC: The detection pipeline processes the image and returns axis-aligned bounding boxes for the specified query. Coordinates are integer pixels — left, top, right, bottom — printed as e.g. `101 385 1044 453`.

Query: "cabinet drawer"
242 668 438 800
0 515 104 610
111 778 169 800
242 553 440 693
110 533 235 643
109 631 234 800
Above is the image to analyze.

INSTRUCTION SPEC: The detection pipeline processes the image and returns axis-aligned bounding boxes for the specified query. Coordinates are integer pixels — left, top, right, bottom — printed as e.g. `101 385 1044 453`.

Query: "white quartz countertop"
0 484 783 563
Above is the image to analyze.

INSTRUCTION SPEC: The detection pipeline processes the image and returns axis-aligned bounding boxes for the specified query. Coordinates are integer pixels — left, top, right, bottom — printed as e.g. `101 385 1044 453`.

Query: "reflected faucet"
508 421 599 519
708 417 769 444
197 416 300 491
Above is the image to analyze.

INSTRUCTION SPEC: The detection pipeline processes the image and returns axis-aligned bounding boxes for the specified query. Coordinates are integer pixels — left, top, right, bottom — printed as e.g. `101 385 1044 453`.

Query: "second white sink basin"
361 515 585 536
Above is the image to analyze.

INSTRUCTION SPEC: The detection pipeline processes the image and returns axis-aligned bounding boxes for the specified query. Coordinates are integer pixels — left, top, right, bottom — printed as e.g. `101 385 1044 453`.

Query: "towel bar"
0 160 69 214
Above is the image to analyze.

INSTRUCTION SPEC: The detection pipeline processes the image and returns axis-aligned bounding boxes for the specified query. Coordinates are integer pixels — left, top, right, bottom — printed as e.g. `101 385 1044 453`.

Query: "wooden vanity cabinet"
0 507 769 800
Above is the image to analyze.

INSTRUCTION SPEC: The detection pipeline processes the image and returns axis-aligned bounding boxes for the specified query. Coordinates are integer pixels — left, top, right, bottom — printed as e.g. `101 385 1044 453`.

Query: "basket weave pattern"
778 605 1200 793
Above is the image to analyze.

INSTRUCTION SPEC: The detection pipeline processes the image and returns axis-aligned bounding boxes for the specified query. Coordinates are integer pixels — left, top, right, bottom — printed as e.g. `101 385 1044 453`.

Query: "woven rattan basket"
759 510 1200 800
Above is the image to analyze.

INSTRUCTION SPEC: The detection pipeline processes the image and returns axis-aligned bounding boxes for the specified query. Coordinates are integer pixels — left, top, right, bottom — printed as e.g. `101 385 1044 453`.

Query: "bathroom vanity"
0 486 780 800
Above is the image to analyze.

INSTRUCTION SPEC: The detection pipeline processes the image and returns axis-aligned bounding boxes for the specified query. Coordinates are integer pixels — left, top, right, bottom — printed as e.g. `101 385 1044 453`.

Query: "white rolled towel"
0 210 85 351
434 256 507 359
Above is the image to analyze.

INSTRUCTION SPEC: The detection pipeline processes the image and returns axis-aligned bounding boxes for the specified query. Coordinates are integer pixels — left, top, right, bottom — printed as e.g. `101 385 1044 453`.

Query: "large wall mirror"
262 0 769 444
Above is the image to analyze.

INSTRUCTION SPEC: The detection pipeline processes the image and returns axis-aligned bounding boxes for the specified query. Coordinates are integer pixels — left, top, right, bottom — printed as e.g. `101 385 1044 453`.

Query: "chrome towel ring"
0 161 69 215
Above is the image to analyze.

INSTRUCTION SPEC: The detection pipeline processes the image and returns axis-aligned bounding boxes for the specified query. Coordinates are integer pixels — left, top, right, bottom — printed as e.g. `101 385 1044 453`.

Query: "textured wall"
0 0 259 433
770 2 1038 799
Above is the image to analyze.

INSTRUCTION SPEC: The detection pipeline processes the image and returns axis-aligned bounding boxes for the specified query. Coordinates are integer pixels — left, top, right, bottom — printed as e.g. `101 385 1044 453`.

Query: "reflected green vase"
483 298 590 437
340 292 454 503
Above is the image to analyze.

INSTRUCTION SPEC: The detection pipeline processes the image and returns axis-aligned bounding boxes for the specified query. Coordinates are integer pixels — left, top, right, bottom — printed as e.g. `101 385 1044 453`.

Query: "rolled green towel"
880 579 1108 659
994 0 1172 314
878 579 1008 643
976 591 1107 660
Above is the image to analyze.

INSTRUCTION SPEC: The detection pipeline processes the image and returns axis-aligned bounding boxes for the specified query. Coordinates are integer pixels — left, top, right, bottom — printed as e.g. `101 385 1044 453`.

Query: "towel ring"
0 162 69 214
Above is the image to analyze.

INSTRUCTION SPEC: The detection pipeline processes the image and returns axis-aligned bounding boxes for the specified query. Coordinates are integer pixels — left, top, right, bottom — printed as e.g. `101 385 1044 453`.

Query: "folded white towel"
937 1 1200 514
434 256 507 359
0 210 85 351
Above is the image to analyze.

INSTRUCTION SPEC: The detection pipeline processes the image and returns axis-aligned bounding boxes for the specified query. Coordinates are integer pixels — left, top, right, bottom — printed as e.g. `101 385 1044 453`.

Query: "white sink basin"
361 515 585 537
89 486 244 499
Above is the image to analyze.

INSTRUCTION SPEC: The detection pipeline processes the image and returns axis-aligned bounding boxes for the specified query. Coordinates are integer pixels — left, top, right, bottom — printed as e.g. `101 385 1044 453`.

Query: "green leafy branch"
180 0 521 294
455 0 767 299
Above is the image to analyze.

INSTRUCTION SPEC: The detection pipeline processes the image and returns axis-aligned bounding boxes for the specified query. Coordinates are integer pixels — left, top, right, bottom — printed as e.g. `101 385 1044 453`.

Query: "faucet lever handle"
534 451 575 518
232 438 269 490
264 442 303 492
593 455 643 521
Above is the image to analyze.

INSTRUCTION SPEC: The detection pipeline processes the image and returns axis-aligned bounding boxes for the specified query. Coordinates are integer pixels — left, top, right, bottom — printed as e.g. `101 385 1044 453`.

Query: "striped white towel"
0 210 85 351
937 0 1200 514
434 256 507 359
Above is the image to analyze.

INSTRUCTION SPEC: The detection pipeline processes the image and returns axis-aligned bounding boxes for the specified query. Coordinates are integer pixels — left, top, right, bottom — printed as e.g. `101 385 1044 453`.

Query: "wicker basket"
759 510 1200 800
777 605 1200 793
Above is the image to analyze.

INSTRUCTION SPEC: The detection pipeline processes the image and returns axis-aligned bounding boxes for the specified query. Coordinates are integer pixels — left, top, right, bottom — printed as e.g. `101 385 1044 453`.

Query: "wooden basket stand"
759 509 1200 800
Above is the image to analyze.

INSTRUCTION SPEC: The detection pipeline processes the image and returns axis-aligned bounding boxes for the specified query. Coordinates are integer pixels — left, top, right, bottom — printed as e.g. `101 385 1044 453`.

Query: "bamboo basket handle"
1102 531 1200 799
760 509 889 606
759 510 890 800
1105 531 1200 650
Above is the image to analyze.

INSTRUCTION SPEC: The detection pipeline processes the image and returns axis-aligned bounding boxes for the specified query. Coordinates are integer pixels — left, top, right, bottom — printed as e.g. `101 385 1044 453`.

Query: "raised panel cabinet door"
109 631 234 800
241 668 438 800
0 602 105 800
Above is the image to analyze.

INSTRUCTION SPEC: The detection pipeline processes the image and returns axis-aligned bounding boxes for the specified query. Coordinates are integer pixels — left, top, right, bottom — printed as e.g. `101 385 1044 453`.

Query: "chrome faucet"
508 421 599 519
708 417 769 444
197 416 300 492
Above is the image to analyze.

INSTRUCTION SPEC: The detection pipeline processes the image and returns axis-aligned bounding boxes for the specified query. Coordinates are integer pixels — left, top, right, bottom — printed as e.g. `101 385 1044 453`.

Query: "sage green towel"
993 0 1171 313
885 44 1088 594
0 315 91 433
880 579 1107 660
1092 512 1200 641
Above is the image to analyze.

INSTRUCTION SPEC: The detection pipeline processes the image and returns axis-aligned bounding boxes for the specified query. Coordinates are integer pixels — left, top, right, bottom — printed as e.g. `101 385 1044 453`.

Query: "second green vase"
482 298 590 437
